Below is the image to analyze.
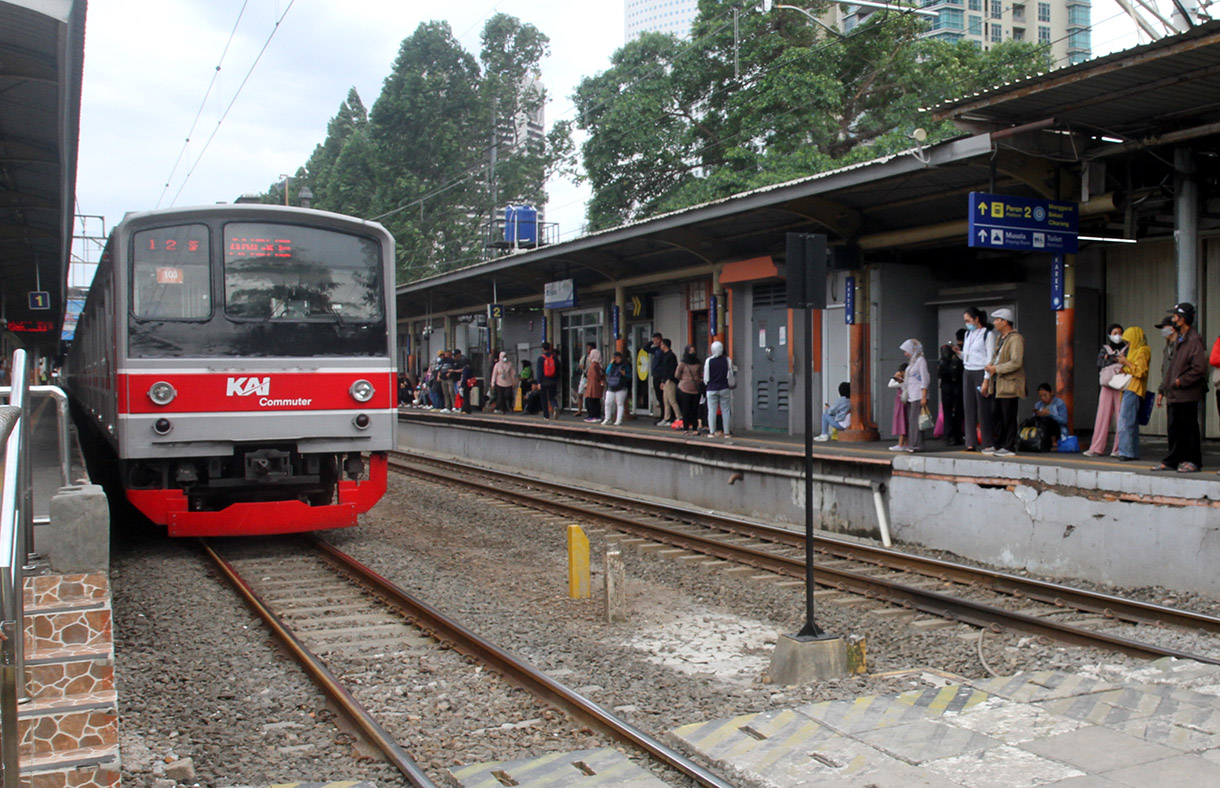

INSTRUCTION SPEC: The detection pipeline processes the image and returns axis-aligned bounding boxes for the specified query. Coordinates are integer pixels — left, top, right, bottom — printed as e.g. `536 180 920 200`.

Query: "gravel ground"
113 466 1220 788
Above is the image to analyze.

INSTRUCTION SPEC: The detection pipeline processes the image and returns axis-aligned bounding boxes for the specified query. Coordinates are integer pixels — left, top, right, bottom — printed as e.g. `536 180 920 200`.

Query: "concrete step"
23 574 109 613
19 742 120 788
24 657 114 703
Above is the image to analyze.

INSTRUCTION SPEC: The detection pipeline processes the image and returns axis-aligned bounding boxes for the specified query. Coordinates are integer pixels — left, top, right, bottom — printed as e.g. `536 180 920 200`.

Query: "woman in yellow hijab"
1115 325 1150 460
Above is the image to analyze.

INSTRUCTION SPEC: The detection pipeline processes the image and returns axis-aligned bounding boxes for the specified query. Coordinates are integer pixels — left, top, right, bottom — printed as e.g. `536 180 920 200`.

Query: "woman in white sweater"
960 307 996 452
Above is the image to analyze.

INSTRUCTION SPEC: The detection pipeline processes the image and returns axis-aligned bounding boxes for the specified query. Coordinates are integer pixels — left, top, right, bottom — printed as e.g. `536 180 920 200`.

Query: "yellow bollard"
567 524 590 598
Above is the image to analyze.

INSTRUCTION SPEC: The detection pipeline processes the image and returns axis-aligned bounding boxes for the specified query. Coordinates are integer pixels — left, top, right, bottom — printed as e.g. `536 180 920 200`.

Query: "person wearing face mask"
1113 326 1150 461
1083 323 1127 457
960 307 995 452
1154 302 1206 472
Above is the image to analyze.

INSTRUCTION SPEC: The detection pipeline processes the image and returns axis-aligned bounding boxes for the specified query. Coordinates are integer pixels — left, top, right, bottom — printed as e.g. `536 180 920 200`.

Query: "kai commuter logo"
226 376 270 397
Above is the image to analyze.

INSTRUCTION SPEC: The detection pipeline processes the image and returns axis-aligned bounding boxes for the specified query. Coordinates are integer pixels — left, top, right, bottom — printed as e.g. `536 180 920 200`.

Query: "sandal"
1177 462 1199 473
1150 464 1174 472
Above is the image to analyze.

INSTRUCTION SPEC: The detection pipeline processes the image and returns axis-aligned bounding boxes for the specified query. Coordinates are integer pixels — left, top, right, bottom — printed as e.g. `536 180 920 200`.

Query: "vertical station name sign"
968 193 1078 253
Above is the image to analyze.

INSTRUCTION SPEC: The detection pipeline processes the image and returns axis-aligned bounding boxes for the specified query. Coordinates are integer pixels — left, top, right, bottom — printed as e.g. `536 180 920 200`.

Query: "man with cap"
982 308 1025 456
1154 302 1206 472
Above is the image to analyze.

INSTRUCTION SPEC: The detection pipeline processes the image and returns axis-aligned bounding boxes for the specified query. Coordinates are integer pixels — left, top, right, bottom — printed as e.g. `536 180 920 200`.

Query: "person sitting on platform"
1032 383 1068 444
816 381 851 442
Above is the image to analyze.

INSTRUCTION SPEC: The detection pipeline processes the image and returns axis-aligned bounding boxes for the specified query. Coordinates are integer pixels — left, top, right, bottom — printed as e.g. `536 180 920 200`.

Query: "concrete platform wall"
890 454 1220 594
399 417 888 537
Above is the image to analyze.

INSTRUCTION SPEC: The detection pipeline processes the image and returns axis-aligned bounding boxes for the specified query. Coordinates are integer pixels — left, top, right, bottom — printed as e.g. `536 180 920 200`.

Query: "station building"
397 22 1220 443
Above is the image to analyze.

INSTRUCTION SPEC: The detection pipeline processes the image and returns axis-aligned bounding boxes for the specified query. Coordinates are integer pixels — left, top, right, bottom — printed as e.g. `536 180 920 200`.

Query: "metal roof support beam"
776 195 863 239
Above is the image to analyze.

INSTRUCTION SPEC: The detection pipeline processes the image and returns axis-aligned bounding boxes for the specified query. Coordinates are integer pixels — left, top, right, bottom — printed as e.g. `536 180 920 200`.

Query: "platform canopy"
0 0 86 355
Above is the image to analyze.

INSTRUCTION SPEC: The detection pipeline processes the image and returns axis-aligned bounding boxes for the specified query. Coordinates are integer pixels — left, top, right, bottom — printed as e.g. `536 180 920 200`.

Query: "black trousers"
585 397 603 419
940 383 963 442
677 390 700 430
992 397 1020 451
1164 400 1202 468
540 384 559 418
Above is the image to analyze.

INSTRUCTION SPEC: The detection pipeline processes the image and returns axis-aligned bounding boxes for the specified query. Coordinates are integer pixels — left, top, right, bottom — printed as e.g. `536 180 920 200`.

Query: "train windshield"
132 225 212 319
223 223 383 322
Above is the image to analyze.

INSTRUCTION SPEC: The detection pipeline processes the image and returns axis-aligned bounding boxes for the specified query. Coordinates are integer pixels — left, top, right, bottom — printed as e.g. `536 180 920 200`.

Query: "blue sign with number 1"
28 291 50 310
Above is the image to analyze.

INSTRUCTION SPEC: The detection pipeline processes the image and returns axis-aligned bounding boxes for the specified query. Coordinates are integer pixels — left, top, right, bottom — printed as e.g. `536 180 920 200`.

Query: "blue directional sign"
968 192 1078 253
1050 255 1065 311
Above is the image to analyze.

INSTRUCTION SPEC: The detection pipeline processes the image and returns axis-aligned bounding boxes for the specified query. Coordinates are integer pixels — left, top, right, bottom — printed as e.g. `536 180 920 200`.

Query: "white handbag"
1107 372 1132 391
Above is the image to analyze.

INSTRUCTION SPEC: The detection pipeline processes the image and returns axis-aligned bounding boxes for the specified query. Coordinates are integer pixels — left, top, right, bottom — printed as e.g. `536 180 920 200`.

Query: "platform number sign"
28 291 50 310
488 303 504 320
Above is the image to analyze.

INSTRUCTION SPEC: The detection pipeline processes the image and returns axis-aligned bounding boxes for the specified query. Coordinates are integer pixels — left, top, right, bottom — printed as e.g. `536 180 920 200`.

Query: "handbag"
1099 363 1123 387
918 405 933 431
1107 372 1132 391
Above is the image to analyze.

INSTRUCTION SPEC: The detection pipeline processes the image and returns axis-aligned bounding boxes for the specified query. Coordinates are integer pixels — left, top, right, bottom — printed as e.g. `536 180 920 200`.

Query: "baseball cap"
1167 302 1195 319
1154 318 1171 328
990 307 1015 323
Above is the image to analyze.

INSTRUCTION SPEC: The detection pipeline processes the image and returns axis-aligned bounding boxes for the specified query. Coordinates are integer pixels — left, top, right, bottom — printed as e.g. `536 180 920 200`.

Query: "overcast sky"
73 0 1149 286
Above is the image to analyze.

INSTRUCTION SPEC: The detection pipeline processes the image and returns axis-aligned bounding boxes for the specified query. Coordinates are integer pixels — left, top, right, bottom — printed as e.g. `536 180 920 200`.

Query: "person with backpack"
535 342 562 419
960 306 995 451
601 351 632 426
703 340 735 438
938 330 965 445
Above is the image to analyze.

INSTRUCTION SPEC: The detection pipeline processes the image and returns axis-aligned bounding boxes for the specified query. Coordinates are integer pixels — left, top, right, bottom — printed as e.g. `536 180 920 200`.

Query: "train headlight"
148 381 177 406
349 379 375 403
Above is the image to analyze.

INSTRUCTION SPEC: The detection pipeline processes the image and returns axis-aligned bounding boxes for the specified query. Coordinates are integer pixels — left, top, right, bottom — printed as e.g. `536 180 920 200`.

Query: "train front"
117 207 396 537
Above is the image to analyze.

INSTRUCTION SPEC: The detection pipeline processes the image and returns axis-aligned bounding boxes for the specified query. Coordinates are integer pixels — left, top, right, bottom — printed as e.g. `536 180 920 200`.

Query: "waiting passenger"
438 350 456 412
983 308 1025 457
1111 326 1150 462
1084 323 1127 457
901 339 929 453
675 345 703 435
816 381 851 442
489 352 518 414
602 351 632 426
1155 302 1206 472
457 356 476 415
703 341 734 438
519 359 534 407
887 363 908 451
939 331 965 445
583 344 605 422
961 307 995 452
1032 383 1068 442
656 338 679 426
535 342 561 419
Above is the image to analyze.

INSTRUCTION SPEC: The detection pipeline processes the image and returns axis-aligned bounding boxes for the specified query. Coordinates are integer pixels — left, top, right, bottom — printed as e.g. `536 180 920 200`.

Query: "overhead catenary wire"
169 0 297 207
156 0 251 208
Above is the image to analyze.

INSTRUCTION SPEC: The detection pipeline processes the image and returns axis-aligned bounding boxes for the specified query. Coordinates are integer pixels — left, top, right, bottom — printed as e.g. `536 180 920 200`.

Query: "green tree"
304 87 368 209
574 1 1052 229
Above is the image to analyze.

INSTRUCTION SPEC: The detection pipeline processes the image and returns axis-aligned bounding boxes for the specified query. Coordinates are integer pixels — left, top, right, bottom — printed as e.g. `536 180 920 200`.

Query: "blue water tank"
504 205 538 247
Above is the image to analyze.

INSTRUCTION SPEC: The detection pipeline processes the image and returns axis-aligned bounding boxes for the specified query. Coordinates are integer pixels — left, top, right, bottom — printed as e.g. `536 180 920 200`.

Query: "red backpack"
543 353 556 378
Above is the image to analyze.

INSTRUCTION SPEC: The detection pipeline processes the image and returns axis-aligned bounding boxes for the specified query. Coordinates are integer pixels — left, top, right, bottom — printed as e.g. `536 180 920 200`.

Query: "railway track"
389 451 1220 666
203 536 740 788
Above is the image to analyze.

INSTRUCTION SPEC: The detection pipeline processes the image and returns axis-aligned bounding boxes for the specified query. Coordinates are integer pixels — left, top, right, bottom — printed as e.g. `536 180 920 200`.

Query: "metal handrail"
0 348 31 788
0 385 72 524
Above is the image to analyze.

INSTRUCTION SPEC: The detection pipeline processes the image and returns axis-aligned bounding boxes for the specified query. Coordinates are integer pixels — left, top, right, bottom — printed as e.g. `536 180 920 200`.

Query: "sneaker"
614 421 623 426
993 448 1014 457
657 420 671 426
888 445 904 451
1082 450 1100 457
814 434 831 442
584 418 599 422
982 447 997 455
601 420 610 426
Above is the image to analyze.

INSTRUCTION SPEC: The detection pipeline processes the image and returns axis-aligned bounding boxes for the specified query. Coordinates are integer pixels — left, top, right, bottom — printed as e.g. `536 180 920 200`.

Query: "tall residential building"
841 0 1092 67
625 0 700 41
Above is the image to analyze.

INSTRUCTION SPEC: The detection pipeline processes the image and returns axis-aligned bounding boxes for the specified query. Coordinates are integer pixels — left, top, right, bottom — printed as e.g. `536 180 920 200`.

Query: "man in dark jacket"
1155 302 1207 472
655 338 679 426
535 342 562 420
939 331 965 445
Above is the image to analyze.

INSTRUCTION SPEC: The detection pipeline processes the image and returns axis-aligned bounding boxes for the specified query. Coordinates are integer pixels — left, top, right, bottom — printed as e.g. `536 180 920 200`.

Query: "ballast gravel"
114 469 1219 788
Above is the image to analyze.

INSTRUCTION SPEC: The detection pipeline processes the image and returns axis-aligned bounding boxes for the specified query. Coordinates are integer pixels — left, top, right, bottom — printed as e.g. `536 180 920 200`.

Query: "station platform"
453 659 1220 788
397 406 1220 596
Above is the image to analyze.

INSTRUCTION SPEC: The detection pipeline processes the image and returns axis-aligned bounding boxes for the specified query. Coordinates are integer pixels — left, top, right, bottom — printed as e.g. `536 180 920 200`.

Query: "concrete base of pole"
40 484 110 572
768 633 849 685
836 428 880 442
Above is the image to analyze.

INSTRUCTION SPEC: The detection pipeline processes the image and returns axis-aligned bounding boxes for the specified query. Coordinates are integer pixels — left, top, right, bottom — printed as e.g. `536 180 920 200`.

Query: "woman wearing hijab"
1083 323 1127 456
703 340 734 438
675 345 703 434
900 339 929 452
489 351 518 414
583 344 605 422
1114 326 1150 461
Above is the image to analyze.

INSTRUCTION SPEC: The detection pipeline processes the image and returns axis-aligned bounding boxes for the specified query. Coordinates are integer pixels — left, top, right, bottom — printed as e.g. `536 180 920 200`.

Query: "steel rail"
389 456 1220 665
311 538 741 788
201 540 440 788
395 453 1220 639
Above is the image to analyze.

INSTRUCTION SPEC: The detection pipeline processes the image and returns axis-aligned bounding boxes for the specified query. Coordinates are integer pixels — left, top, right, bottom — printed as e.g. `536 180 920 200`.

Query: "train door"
751 283 790 431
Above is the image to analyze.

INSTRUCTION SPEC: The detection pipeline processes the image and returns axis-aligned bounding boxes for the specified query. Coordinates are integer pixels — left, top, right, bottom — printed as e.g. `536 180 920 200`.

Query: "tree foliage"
574 1 1053 230
264 15 571 283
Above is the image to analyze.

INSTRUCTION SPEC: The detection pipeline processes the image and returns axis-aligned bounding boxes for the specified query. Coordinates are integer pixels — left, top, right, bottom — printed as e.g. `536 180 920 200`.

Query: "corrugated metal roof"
0 0 85 353
928 19 1220 138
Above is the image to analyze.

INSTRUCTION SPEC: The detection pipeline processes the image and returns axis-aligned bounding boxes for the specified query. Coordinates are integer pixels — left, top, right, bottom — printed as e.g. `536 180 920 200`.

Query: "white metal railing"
0 348 33 788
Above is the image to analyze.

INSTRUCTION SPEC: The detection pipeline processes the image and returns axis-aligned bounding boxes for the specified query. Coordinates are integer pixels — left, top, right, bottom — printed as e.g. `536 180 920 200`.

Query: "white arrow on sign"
977 229 988 243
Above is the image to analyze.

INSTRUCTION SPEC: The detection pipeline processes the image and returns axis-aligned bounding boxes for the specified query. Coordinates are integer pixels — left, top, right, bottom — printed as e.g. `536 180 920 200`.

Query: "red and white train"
65 204 396 536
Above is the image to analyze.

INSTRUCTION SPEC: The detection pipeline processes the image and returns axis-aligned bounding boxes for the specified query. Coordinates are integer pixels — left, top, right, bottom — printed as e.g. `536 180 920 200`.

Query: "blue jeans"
1116 389 1141 459
707 388 732 435
821 411 846 435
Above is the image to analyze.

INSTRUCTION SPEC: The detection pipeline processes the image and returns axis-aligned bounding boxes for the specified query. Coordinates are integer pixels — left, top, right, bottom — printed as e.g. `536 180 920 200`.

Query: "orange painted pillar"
1055 255 1077 431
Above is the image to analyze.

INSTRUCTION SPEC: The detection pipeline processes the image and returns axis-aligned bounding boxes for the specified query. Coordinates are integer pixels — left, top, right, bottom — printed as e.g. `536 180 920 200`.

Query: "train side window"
132 225 212 319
